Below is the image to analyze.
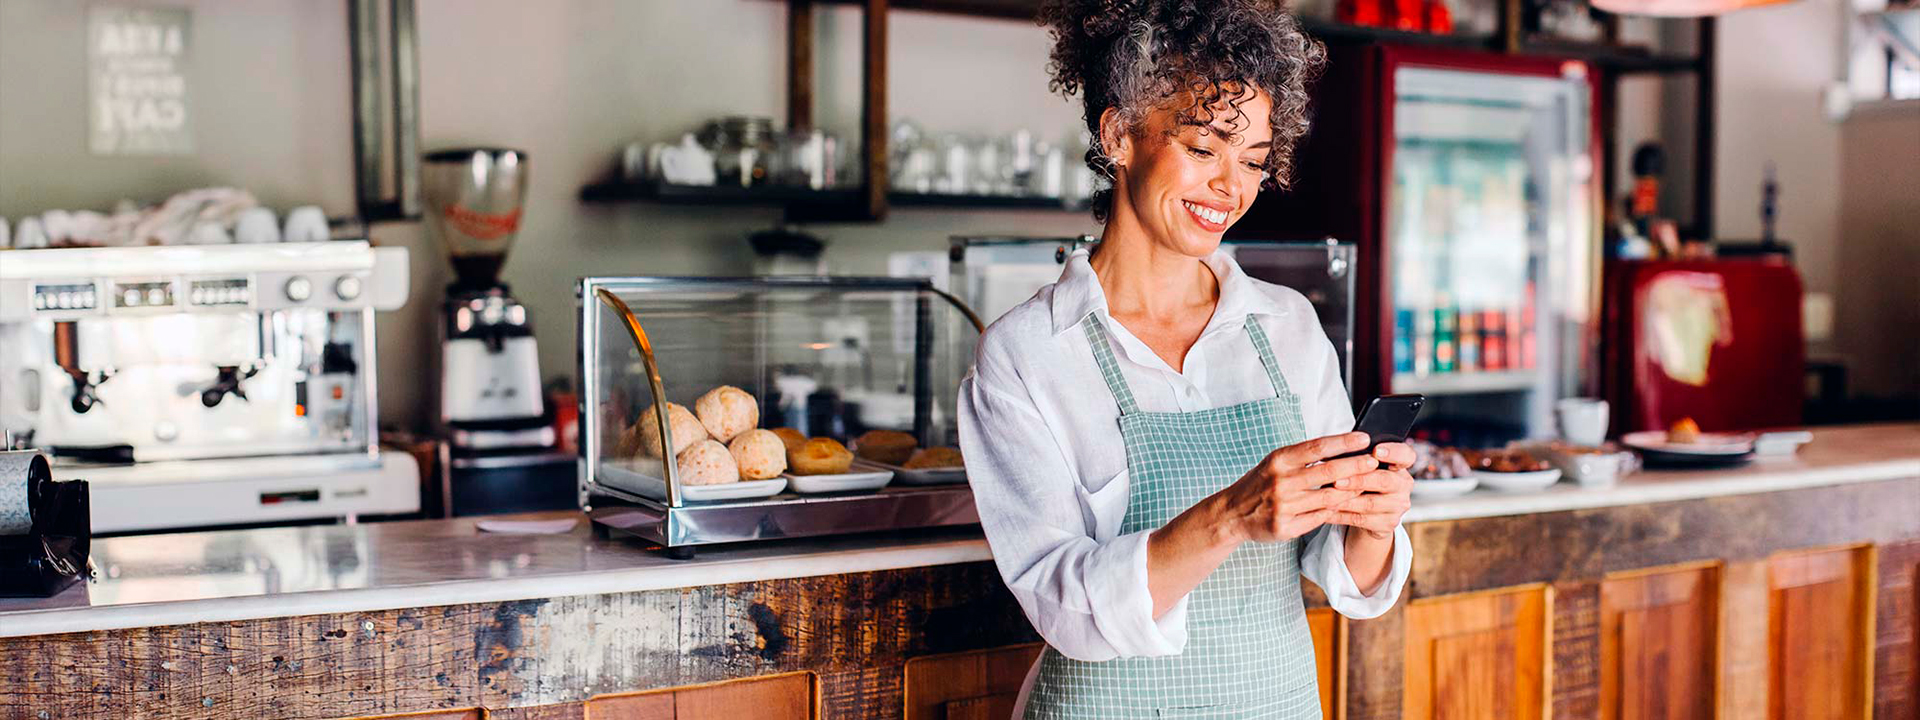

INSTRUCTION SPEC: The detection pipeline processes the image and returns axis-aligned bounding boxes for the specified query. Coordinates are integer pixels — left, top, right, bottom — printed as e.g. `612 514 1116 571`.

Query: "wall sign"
88 6 192 155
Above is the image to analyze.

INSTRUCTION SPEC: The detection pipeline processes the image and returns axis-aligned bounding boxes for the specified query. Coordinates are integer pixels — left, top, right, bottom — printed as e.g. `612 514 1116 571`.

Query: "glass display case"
578 276 985 556
949 236 1358 388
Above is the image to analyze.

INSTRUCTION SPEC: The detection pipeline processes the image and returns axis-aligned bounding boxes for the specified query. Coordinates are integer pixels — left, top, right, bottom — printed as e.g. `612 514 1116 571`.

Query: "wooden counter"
1 423 1915 719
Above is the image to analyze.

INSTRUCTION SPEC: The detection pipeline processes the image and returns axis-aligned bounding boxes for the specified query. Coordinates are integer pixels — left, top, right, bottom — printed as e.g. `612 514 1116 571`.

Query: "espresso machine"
0 241 420 533
422 148 574 515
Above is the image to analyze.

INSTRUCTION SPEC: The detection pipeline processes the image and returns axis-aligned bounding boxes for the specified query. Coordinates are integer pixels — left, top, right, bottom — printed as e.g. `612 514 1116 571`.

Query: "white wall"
1714 0 1919 399
0 0 1095 430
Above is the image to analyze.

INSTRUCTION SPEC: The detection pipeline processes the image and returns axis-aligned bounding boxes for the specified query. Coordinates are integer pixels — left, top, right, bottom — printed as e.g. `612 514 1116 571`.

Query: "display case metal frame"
576 276 985 556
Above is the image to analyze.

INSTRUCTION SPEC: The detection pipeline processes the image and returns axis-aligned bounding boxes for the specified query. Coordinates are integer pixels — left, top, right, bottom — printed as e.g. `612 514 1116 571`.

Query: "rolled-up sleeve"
1300 523 1412 619
958 337 1188 661
1294 310 1411 619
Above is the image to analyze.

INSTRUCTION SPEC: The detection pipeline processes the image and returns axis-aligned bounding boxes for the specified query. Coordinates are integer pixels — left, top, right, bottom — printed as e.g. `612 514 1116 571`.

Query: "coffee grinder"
423 148 574 514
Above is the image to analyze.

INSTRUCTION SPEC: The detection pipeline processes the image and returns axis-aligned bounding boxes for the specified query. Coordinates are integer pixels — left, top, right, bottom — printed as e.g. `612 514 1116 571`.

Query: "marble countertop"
1405 423 1920 522
2 423 1913 639
0 517 992 639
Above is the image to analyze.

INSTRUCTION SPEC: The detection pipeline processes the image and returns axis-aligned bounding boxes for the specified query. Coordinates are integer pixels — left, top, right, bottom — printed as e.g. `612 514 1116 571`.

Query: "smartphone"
1329 394 1425 462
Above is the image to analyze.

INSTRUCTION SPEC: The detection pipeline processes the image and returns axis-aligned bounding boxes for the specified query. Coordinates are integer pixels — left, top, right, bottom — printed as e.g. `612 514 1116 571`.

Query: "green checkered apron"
1023 314 1321 719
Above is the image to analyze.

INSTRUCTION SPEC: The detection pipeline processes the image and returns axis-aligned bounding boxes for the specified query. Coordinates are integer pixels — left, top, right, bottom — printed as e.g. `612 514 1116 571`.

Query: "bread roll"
675 439 740 485
635 402 706 458
694 385 760 443
903 446 964 470
851 429 917 466
771 427 807 454
728 429 788 480
788 437 854 476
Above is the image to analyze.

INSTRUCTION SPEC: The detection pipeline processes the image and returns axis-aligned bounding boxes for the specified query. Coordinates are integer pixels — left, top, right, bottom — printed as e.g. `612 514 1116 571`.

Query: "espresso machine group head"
422 147 551 451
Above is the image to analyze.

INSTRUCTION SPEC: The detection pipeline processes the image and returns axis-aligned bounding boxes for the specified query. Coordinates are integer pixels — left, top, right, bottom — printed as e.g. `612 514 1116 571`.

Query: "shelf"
579 180 1088 215
579 180 860 207
888 192 1086 211
1299 18 1498 50
1517 39 1703 74
1393 369 1541 395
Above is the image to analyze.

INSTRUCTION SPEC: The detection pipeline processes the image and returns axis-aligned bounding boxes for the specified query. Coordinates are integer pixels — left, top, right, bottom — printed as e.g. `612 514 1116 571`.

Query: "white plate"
1620 430 1755 456
1474 468 1563 493
783 468 894 494
599 459 788 502
854 459 966 485
1411 476 1480 498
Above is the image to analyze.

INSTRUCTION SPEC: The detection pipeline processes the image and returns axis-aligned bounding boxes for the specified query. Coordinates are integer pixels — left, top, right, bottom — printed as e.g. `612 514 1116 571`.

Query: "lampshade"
1591 0 1797 17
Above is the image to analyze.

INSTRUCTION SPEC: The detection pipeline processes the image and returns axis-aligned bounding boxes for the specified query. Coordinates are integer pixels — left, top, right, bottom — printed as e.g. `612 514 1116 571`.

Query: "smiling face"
1102 83 1275 259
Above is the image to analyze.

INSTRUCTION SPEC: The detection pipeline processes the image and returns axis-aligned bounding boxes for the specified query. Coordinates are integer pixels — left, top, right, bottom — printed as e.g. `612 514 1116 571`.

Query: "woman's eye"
1242 161 1264 172
1186 146 1215 159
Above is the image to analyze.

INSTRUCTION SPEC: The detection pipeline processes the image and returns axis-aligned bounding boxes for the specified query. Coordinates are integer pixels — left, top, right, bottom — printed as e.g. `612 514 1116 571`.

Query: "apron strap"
1080 313 1142 415
1243 319 1295 398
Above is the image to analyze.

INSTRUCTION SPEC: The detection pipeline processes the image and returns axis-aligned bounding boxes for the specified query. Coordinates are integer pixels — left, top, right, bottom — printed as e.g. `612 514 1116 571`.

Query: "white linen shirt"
957 248 1412 663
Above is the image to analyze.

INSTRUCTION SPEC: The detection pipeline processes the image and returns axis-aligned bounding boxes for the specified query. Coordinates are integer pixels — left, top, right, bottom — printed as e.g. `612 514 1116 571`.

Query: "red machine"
1600 258 1805 435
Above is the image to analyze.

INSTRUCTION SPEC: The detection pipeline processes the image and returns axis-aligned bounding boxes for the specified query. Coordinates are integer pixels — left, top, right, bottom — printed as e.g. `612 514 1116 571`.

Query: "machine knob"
334 275 362 301
285 276 312 302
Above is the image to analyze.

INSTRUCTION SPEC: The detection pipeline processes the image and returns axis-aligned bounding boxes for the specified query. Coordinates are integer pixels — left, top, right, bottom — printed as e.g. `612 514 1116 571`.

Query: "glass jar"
704 116 777 188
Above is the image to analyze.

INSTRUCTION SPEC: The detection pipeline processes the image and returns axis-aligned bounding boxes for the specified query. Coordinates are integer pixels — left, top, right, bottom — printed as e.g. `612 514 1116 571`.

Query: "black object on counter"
0 455 90 598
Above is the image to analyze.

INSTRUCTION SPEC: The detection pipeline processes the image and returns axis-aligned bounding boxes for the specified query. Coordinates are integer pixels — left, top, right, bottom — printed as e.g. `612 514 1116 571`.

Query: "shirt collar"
1048 246 1292 336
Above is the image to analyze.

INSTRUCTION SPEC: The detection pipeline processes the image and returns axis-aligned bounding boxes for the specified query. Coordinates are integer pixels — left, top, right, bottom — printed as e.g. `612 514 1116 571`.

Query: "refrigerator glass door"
1388 65 1596 445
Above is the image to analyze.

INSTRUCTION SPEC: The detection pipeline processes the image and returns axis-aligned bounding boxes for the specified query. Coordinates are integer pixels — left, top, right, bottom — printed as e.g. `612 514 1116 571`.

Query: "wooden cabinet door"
904 643 1044 720
1768 546 1875 720
1403 585 1550 720
342 711 484 720
1307 607 1341 720
1600 563 1719 720
586 672 815 720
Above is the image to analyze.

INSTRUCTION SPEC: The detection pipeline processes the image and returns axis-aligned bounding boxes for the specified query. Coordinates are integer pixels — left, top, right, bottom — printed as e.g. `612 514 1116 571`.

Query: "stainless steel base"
585 482 978 550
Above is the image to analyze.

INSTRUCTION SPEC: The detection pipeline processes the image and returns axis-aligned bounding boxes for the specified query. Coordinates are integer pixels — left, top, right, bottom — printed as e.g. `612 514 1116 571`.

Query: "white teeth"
1183 201 1227 225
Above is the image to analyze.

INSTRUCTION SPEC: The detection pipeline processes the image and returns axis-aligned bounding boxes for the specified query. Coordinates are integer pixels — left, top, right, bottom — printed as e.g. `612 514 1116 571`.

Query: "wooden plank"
1306 607 1339 720
488 704 583 720
1550 580 1601 719
902 643 1042 720
1406 477 1920 598
337 711 483 720
1720 560 1771 720
1768 545 1875 720
0 562 1033 720
1343 601 1405 720
585 672 814 720
1403 585 1552 720
860 0 888 220
1599 563 1718 720
1872 539 1920 718
787 0 814 130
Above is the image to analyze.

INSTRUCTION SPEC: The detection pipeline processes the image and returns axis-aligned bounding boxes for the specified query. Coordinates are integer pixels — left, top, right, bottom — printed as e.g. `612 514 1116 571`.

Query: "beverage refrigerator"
1235 44 1602 447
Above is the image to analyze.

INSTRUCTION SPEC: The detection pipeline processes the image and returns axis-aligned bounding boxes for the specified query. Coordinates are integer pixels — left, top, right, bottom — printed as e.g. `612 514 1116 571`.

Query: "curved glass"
580 277 984 508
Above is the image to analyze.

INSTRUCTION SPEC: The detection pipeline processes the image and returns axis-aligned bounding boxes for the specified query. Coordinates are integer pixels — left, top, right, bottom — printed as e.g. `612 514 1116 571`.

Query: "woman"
956 2 1416 717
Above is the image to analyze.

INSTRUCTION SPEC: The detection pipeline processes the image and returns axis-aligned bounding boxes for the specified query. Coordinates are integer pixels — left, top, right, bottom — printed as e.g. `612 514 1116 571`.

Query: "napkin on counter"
475 518 578 535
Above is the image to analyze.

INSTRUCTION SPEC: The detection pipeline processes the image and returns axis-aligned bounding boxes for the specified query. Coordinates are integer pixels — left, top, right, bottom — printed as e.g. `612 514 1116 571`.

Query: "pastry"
675 439 741 485
1668 417 1701 444
635 402 707 458
851 429 917 466
788 437 854 476
903 446 964 470
694 385 760 443
771 427 807 454
728 429 788 480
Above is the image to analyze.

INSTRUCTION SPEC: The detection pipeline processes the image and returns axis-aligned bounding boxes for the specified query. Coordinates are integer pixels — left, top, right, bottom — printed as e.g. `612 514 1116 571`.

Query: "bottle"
1412 303 1434 377
1393 308 1416 374
1481 309 1506 371
1519 281 1538 369
1458 309 1480 372
1432 293 1457 374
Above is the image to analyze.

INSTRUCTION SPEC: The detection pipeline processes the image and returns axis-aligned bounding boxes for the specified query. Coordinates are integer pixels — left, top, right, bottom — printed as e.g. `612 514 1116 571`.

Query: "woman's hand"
1210 431 1381 544
1330 442 1415 539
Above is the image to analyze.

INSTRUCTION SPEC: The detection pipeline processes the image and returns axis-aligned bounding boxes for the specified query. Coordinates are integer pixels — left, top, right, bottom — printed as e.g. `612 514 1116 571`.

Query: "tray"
600 459 788 502
854 459 966 485
783 468 894 494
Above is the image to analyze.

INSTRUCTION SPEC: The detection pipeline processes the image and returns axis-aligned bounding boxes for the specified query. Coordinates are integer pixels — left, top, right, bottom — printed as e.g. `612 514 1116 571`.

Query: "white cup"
283 206 329 244
1556 398 1610 447
234 208 279 244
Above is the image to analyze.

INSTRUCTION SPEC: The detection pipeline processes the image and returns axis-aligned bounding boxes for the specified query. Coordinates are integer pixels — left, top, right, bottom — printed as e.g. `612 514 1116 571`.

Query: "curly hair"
1039 0 1326 222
